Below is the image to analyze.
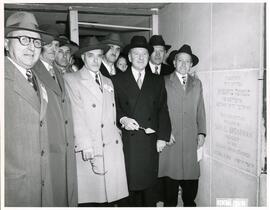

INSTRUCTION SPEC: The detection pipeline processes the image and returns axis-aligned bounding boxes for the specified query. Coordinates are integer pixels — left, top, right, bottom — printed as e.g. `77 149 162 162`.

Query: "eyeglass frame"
6 35 45 48
90 154 108 176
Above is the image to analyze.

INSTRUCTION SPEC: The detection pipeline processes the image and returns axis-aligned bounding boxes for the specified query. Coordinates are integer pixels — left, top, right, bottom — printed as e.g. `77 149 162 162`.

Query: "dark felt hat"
102 32 124 48
5 11 53 42
125 36 153 54
149 35 171 51
39 24 62 44
175 44 199 66
58 35 79 55
75 36 109 57
166 50 178 67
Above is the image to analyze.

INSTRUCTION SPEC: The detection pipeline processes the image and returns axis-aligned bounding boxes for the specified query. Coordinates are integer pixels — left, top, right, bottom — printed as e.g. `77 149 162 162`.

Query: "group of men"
5 11 206 207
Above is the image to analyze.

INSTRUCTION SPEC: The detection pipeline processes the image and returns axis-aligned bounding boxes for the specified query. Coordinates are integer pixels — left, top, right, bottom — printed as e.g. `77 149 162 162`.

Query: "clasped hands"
120 117 166 153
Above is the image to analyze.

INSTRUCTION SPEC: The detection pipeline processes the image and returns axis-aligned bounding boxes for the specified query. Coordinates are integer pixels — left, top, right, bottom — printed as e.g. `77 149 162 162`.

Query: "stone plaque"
212 70 259 175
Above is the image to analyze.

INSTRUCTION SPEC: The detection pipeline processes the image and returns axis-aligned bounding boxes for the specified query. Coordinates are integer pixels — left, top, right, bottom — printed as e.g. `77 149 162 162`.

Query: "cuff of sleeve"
198 133 206 137
120 116 127 127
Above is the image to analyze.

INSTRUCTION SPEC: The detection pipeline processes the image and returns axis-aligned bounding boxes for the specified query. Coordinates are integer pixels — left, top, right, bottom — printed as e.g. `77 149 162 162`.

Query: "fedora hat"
75 36 109 57
166 50 178 67
5 11 52 38
175 44 199 66
102 32 124 48
39 24 62 44
149 35 171 51
58 35 79 55
125 36 153 54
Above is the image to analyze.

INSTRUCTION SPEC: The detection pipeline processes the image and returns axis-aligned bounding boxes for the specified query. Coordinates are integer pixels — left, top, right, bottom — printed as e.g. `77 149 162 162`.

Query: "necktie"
26 69 37 91
155 65 159 75
48 66 56 80
137 72 143 89
182 75 187 85
95 72 102 92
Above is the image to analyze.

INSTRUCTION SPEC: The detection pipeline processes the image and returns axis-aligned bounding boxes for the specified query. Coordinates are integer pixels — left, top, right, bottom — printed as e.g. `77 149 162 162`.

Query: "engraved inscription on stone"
212 70 259 174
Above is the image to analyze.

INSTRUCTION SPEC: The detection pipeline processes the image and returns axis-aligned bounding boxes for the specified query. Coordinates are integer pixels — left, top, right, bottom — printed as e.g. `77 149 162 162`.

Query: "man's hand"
157 140 166 152
82 147 94 161
120 117 139 130
166 134 176 146
197 134 205 148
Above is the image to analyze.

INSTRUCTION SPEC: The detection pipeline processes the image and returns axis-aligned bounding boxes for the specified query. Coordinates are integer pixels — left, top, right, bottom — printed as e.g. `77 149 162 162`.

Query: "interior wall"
159 3 265 207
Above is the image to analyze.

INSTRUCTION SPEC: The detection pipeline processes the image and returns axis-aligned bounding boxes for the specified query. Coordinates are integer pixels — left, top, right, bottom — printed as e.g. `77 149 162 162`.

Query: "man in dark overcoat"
146 35 174 76
113 36 171 207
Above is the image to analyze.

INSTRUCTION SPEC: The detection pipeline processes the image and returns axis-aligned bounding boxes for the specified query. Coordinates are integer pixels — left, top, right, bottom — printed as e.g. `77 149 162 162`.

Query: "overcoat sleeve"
197 80 206 136
157 78 171 141
64 76 95 152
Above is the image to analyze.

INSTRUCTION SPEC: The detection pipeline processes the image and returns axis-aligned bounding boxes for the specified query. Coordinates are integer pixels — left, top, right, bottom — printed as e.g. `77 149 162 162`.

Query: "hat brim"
103 40 124 48
5 26 51 36
164 44 171 51
63 43 79 55
125 43 154 55
75 44 109 57
175 51 199 67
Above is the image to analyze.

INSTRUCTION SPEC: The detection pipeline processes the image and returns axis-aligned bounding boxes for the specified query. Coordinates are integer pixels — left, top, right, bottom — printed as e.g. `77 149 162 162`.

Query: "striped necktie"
26 69 37 91
155 65 159 75
95 72 102 92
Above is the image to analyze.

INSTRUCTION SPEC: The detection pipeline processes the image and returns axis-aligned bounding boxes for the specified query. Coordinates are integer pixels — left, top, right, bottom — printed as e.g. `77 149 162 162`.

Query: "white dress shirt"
131 67 145 83
102 60 116 75
149 61 161 75
176 72 188 85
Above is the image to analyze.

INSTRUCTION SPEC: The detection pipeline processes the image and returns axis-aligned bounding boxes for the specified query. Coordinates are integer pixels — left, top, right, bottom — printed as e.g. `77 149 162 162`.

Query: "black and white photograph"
1 0 268 208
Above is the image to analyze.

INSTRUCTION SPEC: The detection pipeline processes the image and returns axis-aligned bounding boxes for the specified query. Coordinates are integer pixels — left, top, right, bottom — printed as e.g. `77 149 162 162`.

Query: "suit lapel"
33 60 61 96
54 65 66 98
35 74 48 121
80 67 103 102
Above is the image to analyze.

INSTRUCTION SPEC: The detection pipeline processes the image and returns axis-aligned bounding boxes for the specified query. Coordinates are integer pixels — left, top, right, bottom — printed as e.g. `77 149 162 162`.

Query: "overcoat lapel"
33 60 61 96
35 74 48 121
13 67 40 112
185 75 196 94
80 67 103 103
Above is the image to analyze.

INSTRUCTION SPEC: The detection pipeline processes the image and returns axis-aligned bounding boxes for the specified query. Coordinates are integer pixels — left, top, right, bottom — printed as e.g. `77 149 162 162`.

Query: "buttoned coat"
5 57 54 206
33 60 78 206
64 67 128 203
113 67 171 191
158 72 206 180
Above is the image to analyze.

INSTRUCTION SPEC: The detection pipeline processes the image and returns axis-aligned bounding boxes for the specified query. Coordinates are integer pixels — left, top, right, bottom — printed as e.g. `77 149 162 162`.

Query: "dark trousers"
160 177 198 207
78 202 116 207
117 185 158 207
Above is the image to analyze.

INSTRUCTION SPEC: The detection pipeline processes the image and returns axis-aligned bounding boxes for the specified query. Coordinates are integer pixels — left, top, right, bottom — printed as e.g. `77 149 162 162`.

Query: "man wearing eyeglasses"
4 11 55 206
32 25 78 207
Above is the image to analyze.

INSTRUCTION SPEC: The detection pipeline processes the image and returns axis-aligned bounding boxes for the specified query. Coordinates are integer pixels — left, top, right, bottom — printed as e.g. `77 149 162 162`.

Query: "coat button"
65 120 68 124
40 121 43 127
101 124 104 128
62 99 65 103
41 180 45 186
92 104 96 108
103 143 105 147
126 102 129 105
41 150 45 156
112 103 114 107
148 117 151 121
114 121 116 125
116 140 119 144
66 142 69 147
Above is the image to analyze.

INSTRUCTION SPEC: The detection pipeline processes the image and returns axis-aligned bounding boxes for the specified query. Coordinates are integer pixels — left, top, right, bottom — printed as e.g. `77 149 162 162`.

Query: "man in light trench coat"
64 36 128 207
158 44 206 207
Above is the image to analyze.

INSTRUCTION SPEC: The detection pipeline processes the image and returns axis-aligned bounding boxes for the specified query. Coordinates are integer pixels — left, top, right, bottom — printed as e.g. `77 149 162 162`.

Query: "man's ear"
4 38 9 51
128 53 131 62
173 59 176 68
81 54 85 63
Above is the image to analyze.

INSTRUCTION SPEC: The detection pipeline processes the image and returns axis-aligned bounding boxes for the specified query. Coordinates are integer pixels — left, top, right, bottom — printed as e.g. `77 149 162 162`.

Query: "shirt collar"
149 61 161 74
102 59 116 75
175 71 188 83
40 59 53 72
131 66 145 81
